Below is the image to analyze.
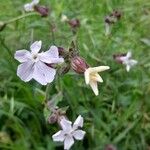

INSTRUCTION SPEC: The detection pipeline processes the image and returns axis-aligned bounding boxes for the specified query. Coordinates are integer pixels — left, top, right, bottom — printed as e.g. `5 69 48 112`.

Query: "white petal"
129 59 138 66
73 115 84 129
126 65 130 72
64 135 74 150
89 81 99 96
33 61 56 85
84 69 90 84
52 130 65 142
17 61 34 82
126 51 132 58
24 3 34 12
92 74 103 83
30 41 42 54
39 51 64 64
48 46 59 58
89 66 110 73
32 0 40 5
14 50 31 63
60 118 72 132
73 130 86 140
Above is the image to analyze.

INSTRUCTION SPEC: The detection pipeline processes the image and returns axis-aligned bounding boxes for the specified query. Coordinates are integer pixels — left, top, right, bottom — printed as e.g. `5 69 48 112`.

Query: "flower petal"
14 50 31 63
89 66 110 73
60 118 72 132
52 130 65 142
39 51 64 64
73 130 86 140
24 3 34 12
92 73 103 83
64 135 74 150
17 61 34 82
84 69 90 84
126 65 130 72
33 0 40 5
129 59 138 66
73 115 84 129
30 41 42 54
33 61 56 85
89 80 99 96
126 51 132 58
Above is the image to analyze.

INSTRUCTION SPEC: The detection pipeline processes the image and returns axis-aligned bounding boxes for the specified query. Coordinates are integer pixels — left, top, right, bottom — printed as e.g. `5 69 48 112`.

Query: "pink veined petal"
17 61 34 82
52 130 65 142
30 41 42 54
64 135 74 150
32 61 56 85
60 118 72 132
73 130 86 140
73 115 84 129
14 50 31 63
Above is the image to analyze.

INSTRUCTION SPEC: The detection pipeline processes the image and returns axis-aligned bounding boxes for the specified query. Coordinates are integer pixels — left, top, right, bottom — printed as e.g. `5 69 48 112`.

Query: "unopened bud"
58 63 70 75
34 5 49 17
48 113 58 124
104 144 117 150
0 21 6 32
57 47 65 56
71 56 89 74
68 19 80 28
113 53 126 64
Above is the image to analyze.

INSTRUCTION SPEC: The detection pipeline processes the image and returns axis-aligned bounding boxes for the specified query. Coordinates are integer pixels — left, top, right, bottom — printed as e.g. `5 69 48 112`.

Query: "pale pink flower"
14 41 64 85
24 0 40 12
52 115 86 150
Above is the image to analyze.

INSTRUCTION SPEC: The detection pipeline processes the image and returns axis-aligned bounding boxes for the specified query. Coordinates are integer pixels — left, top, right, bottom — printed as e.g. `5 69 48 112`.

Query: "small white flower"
119 51 138 72
14 41 64 85
24 0 40 12
61 14 69 22
52 115 86 150
84 66 110 96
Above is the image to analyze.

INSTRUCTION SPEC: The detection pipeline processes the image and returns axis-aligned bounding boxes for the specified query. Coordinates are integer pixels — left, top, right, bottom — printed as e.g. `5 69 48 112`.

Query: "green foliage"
0 0 150 149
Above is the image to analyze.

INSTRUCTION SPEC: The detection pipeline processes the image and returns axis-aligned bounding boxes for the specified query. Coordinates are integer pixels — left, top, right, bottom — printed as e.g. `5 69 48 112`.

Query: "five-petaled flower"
84 66 110 96
24 0 39 12
116 51 137 72
52 115 86 150
14 41 64 85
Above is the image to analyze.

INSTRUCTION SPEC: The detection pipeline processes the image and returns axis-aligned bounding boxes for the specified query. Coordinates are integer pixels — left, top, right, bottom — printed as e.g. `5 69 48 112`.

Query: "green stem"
4 12 39 25
45 83 51 102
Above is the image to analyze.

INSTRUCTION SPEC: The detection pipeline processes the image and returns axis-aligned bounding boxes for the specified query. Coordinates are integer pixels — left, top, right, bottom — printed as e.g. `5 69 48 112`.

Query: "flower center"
32 54 39 62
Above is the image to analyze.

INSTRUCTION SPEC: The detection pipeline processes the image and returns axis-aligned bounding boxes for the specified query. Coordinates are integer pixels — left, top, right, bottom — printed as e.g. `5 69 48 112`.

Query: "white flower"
14 41 64 85
52 115 86 150
61 14 69 22
119 51 138 72
24 0 40 12
84 66 110 96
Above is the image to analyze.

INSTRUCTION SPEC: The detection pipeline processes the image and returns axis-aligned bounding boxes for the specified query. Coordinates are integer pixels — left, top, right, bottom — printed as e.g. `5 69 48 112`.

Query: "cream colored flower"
84 66 110 96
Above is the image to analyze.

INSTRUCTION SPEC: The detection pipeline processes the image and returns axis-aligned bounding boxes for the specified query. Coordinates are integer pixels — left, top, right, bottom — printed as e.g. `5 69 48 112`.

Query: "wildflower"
71 56 89 74
61 14 69 22
114 51 137 72
24 0 40 12
52 115 86 150
14 41 64 85
84 66 110 96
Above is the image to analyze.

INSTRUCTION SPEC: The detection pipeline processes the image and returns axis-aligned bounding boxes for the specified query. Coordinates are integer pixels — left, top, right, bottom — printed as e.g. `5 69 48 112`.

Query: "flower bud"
104 144 117 150
71 56 89 74
57 47 65 56
0 21 6 32
68 19 80 28
34 5 49 17
113 53 126 64
48 113 58 124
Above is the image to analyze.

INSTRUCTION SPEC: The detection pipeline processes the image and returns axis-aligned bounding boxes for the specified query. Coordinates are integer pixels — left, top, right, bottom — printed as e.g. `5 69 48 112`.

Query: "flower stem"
4 12 39 25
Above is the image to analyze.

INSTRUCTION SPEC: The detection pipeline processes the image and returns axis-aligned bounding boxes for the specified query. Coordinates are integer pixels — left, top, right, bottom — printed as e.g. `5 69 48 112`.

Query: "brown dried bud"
71 56 89 74
0 21 6 32
34 5 49 17
68 19 80 28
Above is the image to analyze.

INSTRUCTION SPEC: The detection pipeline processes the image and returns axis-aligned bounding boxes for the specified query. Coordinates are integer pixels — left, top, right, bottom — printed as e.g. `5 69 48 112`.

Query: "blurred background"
0 0 150 149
